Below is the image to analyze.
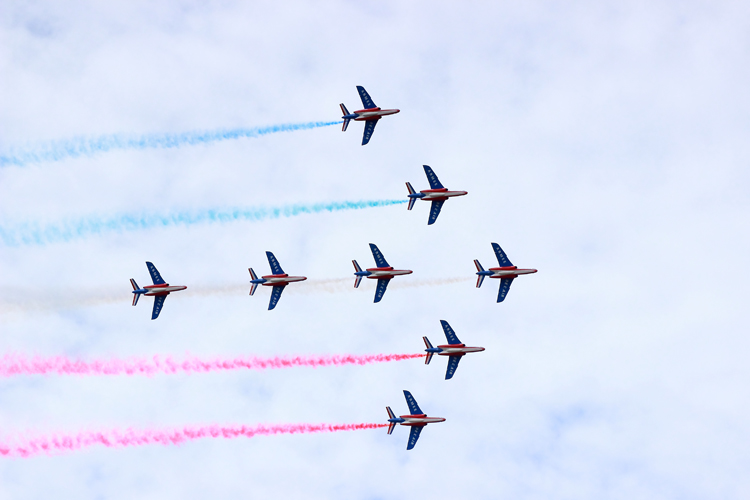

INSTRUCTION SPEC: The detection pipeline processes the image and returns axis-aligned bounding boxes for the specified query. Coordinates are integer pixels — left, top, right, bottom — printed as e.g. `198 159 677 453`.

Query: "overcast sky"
1 1 749 499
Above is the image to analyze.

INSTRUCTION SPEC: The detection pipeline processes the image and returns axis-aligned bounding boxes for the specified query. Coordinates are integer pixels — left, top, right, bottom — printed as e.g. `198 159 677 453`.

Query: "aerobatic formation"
3 85 538 456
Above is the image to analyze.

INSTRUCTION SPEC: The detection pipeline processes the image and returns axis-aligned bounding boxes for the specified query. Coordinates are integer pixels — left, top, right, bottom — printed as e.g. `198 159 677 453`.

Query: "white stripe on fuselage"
490 268 537 277
144 285 186 295
366 269 412 278
353 109 400 120
419 190 467 200
438 346 485 355
399 416 446 425
261 275 307 285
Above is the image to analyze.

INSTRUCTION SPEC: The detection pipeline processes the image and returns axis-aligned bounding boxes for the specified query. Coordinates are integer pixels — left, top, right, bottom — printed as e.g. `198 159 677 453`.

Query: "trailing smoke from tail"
0 422 387 458
0 121 341 167
0 199 406 247
0 353 425 377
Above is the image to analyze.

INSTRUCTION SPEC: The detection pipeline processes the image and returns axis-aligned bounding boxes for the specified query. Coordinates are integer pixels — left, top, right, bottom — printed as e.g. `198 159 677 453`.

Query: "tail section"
248 268 258 281
130 279 140 306
342 119 350 132
352 260 363 288
249 283 258 296
340 104 351 132
406 182 417 210
132 292 140 307
130 278 139 291
474 260 486 288
340 103 350 116
423 337 434 365
386 407 397 435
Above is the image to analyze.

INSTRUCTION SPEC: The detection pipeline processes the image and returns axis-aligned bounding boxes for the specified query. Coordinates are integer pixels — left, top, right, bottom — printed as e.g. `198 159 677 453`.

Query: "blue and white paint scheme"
249 251 307 310
340 86 400 145
424 320 485 380
352 243 413 303
406 165 468 225
386 390 445 450
475 242 537 303
130 262 187 320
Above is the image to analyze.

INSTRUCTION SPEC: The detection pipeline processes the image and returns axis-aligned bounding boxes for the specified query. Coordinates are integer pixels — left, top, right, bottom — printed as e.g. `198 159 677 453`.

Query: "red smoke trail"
0 353 425 377
0 422 388 458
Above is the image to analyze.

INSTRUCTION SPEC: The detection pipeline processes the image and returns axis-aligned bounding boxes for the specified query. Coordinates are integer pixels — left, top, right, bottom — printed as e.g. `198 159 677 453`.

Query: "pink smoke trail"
0 353 425 377
0 422 388 458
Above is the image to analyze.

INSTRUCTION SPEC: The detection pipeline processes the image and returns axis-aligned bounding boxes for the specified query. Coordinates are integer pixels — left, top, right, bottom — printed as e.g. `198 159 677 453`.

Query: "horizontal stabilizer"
352 260 363 273
132 293 140 307
406 182 416 196
476 274 485 288
249 283 258 296
339 103 350 116
249 268 258 280
342 119 350 132
130 278 139 291
354 275 363 288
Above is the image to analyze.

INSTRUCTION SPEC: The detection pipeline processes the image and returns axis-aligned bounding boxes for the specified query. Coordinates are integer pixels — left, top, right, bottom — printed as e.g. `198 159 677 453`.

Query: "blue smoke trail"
0 121 341 167
0 200 407 246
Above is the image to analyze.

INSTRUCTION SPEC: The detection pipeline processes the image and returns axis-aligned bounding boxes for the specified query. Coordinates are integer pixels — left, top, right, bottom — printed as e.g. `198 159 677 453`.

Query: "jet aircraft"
406 165 468 225
423 320 485 380
353 243 412 303
340 86 400 145
386 390 445 450
130 262 187 320
475 243 537 302
249 252 307 310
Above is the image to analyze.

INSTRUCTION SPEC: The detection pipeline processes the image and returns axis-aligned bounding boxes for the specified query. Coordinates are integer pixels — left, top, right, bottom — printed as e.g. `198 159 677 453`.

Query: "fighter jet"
249 251 307 310
130 262 187 320
423 320 485 380
340 86 400 145
353 243 412 303
406 165 468 225
475 243 537 302
386 390 445 450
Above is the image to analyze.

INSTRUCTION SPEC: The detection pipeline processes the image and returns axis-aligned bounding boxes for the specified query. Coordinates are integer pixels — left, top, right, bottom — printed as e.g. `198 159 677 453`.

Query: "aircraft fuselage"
417 188 468 201
488 266 538 278
141 283 187 296
350 107 400 120
365 267 413 279
260 274 307 286
398 414 446 426
436 344 486 355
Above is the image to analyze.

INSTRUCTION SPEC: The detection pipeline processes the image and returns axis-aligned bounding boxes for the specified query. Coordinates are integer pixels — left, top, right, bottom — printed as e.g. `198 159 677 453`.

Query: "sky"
1 1 749 498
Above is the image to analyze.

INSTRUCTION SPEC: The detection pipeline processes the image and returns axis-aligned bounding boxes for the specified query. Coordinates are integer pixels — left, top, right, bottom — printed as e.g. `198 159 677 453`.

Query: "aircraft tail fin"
249 283 258 296
352 260 363 288
423 337 434 365
474 260 486 288
406 182 417 210
248 268 258 280
340 103 350 116
342 119 350 132
386 406 397 434
132 292 140 306
130 279 141 306
130 278 139 291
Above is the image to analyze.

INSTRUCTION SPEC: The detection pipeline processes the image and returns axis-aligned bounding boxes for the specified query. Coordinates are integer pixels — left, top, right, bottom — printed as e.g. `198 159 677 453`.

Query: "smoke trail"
0 277 472 318
0 199 406 247
0 422 387 458
0 353 425 377
0 121 341 167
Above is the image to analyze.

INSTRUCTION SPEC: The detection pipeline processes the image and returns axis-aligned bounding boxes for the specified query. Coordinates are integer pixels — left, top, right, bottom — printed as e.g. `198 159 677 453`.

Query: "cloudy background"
1 1 749 498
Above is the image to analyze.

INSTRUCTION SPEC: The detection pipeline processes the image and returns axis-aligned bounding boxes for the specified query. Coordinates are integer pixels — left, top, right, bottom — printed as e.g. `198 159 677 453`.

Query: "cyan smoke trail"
0 422 387 457
0 199 406 246
0 121 341 167
0 352 425 377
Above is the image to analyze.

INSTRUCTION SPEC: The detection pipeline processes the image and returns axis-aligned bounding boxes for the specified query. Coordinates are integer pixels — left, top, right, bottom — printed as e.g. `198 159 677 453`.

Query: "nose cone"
394 109 401 114
436 417 446 423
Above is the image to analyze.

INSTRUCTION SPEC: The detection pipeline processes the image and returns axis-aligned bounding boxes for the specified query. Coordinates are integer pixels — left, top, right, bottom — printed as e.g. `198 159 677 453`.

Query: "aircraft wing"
497 278 514 303
427 200 445 225
374 278 390 303
151 295 166 320
422 165 444 189
491 243 514 267
268 285 286 310
445 355 462 380
403 390 424 415
356 86 377 109
146 262 166 285
369 243 390 268
440 320 462 344
406 425 424 450
361 119 378 145
266 251 285 275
